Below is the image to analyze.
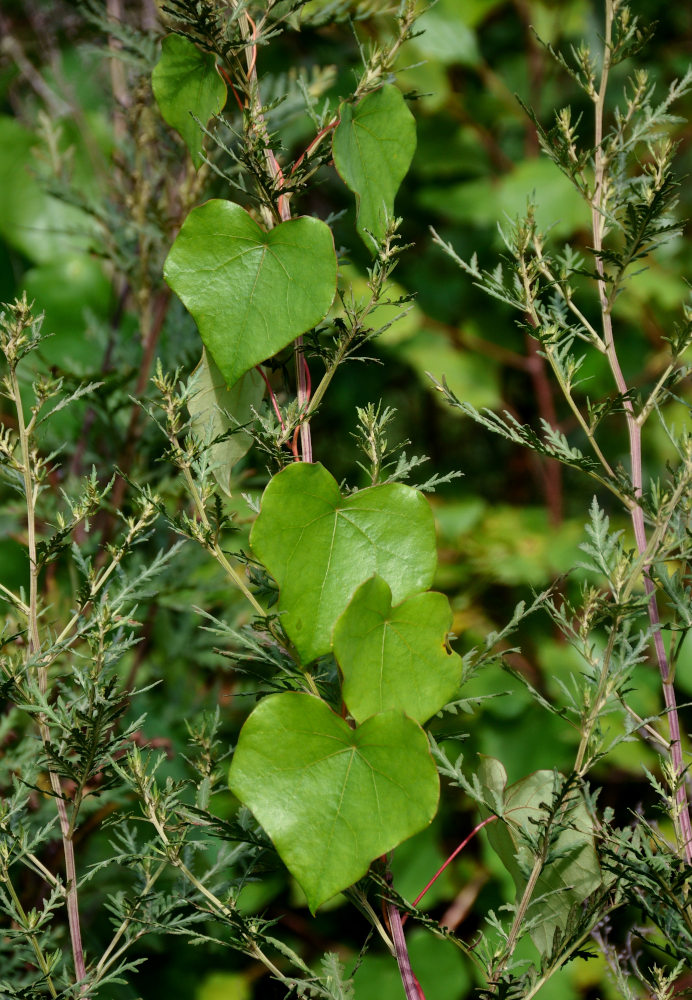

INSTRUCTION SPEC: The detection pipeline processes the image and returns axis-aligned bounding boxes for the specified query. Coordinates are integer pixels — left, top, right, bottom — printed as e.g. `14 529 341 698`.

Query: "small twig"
255 365 286 431
402 815 498 924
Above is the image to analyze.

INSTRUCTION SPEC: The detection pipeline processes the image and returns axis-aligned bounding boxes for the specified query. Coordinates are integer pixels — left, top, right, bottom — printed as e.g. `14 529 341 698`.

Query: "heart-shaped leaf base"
250 463 437 663
164 201 337 386
228 692 439 911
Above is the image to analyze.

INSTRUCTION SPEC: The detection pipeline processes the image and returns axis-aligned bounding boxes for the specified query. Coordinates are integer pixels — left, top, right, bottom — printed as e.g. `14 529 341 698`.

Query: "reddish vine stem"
218 65 245 114
238 8 312 462
255 365 285 431
386 902 426 1000
290 117 340 177
402 815 498 925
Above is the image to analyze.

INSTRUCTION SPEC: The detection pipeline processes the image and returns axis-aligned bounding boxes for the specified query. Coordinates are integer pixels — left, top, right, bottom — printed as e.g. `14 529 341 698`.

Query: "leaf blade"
250 463 437 662
188 349 264 496
228 692 439 911
334 576 463 724
333 85 416 246
152 34 227 168
164 201 337 386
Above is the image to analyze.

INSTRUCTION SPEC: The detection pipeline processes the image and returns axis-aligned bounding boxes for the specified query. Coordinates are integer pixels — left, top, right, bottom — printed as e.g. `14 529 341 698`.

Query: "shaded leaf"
188 349 264 496
418 158 589 240
152 34 227 168
333 85 416 246
0 116 96 264
478 757 602 955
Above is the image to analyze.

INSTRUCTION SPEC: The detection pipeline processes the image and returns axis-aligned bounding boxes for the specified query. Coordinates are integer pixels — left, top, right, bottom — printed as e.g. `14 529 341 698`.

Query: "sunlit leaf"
228 692 439 911
250 463 436 663
334 575 463 724
164 200 337 386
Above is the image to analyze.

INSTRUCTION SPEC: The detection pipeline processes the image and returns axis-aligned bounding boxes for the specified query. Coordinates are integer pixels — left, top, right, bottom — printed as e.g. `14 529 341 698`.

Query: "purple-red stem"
387 902 426 1000
240 17 313 464
592 1 692 862
255 365 285 431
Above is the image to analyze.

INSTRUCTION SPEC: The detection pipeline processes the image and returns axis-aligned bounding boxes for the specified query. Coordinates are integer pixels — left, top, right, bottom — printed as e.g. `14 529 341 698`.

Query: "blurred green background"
1 1 691 996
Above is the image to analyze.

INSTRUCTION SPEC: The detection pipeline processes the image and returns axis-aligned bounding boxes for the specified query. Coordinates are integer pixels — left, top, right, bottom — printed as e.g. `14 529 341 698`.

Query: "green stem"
10 364 89 991
181 464 265 617
0 580 28 613
497 851 544 971
147 805 288 983
574 620 620 775
93 860 167 981
2 867 58 998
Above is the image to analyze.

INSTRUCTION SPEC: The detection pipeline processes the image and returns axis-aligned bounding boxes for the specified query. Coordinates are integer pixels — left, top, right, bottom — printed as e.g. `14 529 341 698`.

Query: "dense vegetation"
1 1 692 998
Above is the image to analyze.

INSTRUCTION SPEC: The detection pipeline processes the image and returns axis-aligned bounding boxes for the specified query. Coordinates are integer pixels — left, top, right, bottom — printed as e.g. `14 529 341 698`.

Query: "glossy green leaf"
333 85 416 246
333 575 462 724
152 34 226 168
478 758 602 955
164 200 337 386
228 692 439 911
188 349 264 496
250 463 436 663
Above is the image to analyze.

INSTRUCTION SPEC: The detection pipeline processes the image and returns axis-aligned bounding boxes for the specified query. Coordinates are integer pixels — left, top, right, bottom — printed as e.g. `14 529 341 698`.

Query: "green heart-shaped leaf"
188 349 264 497
250 463 436 663
228 692 439 911
333 84 416 247
152 35 227 168
164 201 337 387
333 575 463 724
478 758 602 955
